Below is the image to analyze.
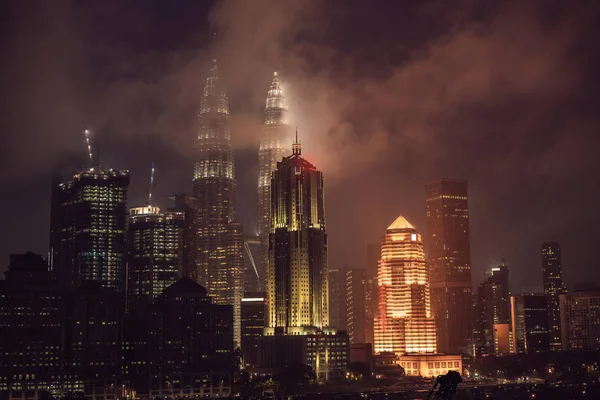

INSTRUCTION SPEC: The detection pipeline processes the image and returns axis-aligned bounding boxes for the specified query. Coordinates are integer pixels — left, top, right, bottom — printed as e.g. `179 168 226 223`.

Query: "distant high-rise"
0 252 65 394
425 179 473 354
167 193 198 280
363 243 379 345
127 205 185 304
474 263 511 356
266 137 328 331
241 292 266 368
541 242 567 352
346 268 366 344
328 267 365 343
258 72 290 293
50 166 130 290
193 60 243 347
510 294 549 354
374 216 437 355
559 289 600 352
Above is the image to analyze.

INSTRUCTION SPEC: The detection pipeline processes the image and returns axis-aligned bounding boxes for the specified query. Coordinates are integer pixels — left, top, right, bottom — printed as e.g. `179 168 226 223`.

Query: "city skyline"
2 1 600 294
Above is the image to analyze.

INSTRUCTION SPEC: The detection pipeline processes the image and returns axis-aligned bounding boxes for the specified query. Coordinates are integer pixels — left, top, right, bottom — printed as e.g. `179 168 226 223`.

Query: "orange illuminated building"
374 216 437 354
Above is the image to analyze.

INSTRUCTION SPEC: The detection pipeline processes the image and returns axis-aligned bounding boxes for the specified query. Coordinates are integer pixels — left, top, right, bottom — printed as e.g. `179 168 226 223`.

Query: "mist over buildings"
1 0 599 289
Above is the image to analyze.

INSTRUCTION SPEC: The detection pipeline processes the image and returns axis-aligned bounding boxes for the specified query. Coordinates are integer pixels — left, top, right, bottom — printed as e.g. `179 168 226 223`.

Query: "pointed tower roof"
387 215 416 231
265 71 286 113
201 59 229 115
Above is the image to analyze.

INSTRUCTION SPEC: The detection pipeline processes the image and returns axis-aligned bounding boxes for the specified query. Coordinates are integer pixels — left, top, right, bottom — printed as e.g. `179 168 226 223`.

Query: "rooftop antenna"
148 161 155 206
84 129 93 165
292 127 301 156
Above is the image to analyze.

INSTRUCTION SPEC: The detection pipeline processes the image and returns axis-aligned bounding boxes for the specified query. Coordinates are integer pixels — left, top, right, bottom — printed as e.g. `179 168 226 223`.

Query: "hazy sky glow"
1 0 599 290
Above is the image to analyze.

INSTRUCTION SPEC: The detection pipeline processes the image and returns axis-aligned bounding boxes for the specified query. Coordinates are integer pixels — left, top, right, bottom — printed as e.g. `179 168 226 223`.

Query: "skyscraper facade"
425 179 473 354
559 289 600 352
510 294 549 354
346 268 366 344
258 72 290 293
363 243 379 345
474 263 511 356
374 216 437 355
167 193 198 280
127 205 185 303
266 138 328 331
193 60 243 347
50 166 130 290
541 242 567 352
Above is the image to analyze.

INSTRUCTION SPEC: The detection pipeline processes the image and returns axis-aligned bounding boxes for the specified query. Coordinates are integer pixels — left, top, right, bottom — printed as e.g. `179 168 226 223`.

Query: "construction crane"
148 161 155 206
426 371 462 400
84 129 94 164
243 236 261 280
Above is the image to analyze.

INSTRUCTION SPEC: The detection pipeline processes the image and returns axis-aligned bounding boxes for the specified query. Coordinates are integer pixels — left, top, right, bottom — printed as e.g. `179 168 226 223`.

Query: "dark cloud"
1 0 599 291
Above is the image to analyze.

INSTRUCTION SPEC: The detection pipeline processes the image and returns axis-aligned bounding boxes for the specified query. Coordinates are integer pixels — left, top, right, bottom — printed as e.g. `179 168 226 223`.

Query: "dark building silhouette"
240 292 266 368
541 242 567 351
363 243 379 346
49 166 130 290
510 294 549 353
328 267 347 331
65 282 124 395
0 252 68 395
474 263 510 356
329 267 365 344
127 278 234 397
193 60 243 347
346 268 366 344
127 205 185 305
266 136 328 330
559 289 600 352
425 179 473 355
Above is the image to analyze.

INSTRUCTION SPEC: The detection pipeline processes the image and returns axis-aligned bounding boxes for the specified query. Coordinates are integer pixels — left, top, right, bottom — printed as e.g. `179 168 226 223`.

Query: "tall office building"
328 267 365 343
258 72 290 292
266 137 328 331
0 252 66 394
127 205 185 304
510 294 549 354
425 179 473 354
363 244 379 345
193 60 243 347
167 193 198 280
346 268 366 344
50 166 130 290
328 267 346 330
474 263 511 356
374 216 437 354
559 289 600 352
541 242 567 352
240 293 267 368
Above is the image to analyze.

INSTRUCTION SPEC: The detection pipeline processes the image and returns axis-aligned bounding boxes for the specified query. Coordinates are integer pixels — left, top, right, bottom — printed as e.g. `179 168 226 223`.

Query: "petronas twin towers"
192 61 292 346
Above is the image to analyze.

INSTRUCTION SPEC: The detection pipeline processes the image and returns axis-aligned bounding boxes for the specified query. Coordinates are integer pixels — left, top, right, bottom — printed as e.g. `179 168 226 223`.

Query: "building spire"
292 128 301 156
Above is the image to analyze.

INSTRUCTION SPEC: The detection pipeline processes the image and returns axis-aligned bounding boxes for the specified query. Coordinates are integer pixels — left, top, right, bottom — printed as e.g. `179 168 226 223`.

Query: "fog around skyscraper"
1 0 600 301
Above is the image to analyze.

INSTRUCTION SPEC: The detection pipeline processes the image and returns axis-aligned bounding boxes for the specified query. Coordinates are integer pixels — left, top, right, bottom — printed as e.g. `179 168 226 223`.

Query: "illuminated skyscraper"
193 60 243 346
258 72 290 292
266 137 328 331
50 166 130 290
541 242 567 351
374 216 437 355
127 205 185 304
425 179 473 354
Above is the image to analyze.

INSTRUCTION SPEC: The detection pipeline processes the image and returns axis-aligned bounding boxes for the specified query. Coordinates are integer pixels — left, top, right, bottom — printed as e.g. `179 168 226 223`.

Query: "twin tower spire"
193 61 296 345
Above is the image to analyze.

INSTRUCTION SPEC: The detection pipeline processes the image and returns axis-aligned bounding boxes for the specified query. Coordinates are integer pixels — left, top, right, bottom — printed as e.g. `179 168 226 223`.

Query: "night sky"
1 0 599 291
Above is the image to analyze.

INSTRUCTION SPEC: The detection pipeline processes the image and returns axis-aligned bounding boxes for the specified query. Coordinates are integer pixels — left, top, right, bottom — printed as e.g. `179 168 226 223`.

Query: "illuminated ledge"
264 326 342 336
396 353 463 377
